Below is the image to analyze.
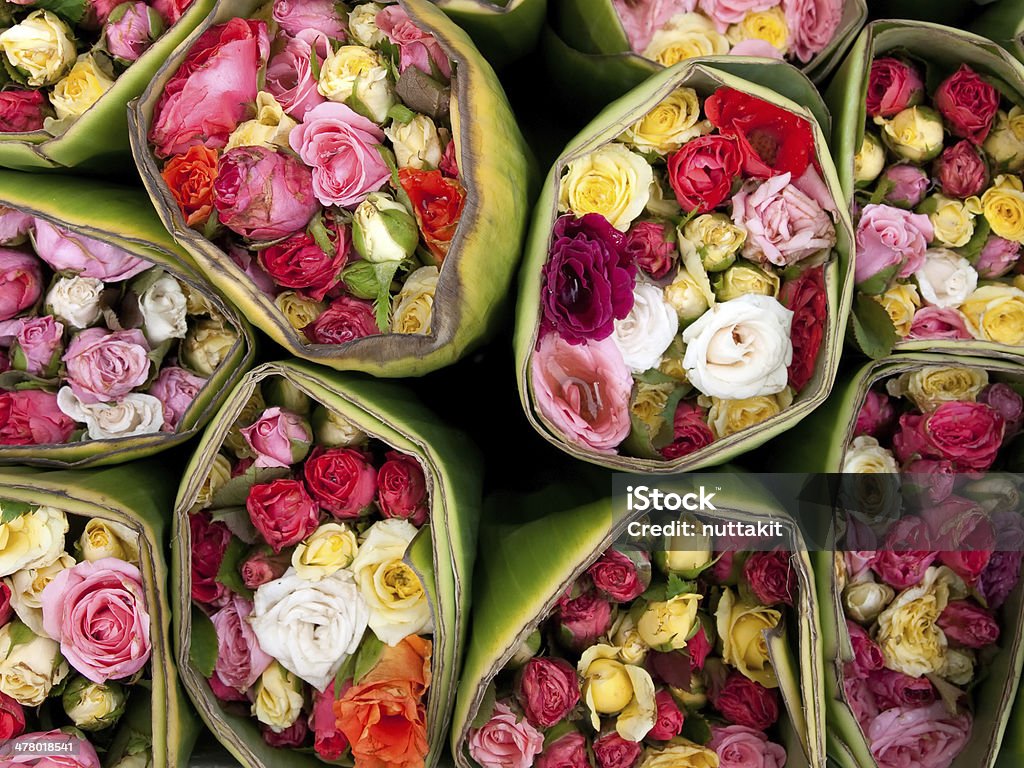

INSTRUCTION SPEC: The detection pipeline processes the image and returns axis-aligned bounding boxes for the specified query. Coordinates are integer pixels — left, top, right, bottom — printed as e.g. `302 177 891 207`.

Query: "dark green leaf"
209 506 259 545
0 370 58 390
855 264 898 296
310 46 322 82
190 607 218 678
542 720 577 747
959 217 992 263
209 466 290 508
666 574 696 599
680 710 712 745
353 633 385 683
7 620 35 651
915 196 940 216
0 499 32 525
471 682 497 729
35 0 87 23
333 654 356 698
129 267 166 297
641 582 667 603
215 537 254 600
852 294 899 359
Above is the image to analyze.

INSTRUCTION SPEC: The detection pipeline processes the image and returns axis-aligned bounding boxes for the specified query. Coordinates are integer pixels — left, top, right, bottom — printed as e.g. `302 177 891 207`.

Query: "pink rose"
855 204 933 285
240 547 289 589
211 594 273 692
247 478 320 553
708 550 739 584
842 673 878 731
104 2 159 62
712 671 780 731
537 732 589 768
440 138 459 179
907 307 972 340
62 328 151 404
854 389 895 439
880 164 929 208
593 732 642 768
729 39 785 58
2 732 101 768
151 0 191 25
517 657 580 729
699 0 776 32
0 390 75 445
531 333 632 454
149 366 206 431
289 102 390 209
469 701 545 768
905 459 956 503
742 550 796 606
865 58 925 118
303 296 379 344
935 64 1000 145
241 406 312 468
709 725 787 768
934 141 989 199
660 401 715 460
937 599 1000 649
311 681 349 760
977 236 1020 278
0 690 25 740
980 383 1024 438
649 689 684 740
227 242 277 295
846 621 884 678
376 5 451 79
0 249 42 321
0 91 49 133
0 209 33 244
845 551 875 582
376 451 429 527
5 316 64 375
783 0 842 63
867 703 971 768
866 668 936 711
32 219 148 281
624 221 677 280
924 496 994 584
612 0 695 51
273 0 345 39
265 30 329 121
556 588 613 650
40 558 151 683
208 669 248 702
587 549 648 602
83 0 127 28
894 402 1004 471
871 517 936 589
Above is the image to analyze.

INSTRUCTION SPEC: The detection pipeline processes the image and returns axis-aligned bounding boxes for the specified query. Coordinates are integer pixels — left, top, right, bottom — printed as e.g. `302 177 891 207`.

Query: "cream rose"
940 647 975 685
842 435 899 473
664 267 710 324
348 2 385 47
62 677 126 731
984 108 1024 173
886 366 988 412
913 249 978 309
252 661 304 732
578 644 657 742
318 45 394 124
45 275 104 329
49 54 115 120
57 388 164 440
0 10 76 87
618 86 710 155
79 518 139 563
683 213 746 273
875 566 955 677
182 318 237 375
0 621 69 706
843 579 895 624
6 552 75 636
314 407 368 448
559 143 653 232
0 505 68 578
191 453 232 512
391 265 438 335
610 613 649 666
642 13 730 66
385 114 443 170
292 523 359 581
353 192 418 264
139 274 188 345
225 91 297 151
927 194 982 248
705 390 793 439
637 593 701 650
275 291 325 331
612 281 679 373
716 587 781 688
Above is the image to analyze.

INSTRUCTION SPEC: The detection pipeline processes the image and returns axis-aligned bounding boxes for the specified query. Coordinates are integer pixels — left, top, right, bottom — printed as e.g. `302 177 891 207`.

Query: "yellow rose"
630 381 674 437
712 261 780 302
959 284 1024 344
292 523 359 581
0 622 69 706
875 566 952 677
385 113 443 170
274 291 325 332
49 54 115 120
716 587 781 688
659 522 712 575
877 106 944 163
610 613 649 666
313 406 367 448
559 143 653 231
705 389 793 439
664 267 710 324
726 7 789 53
578 644 657 741
854 133 885 184
79 518 139 563
619 87 710 155
639 738 720 768
872 283 920 337
318 45 394 123
643 13 730 66
182 318 238 376
391 265 438 335
927 194 982 248
683 213 746 273
6 552 75 636
887 366 988 412
659 351 689 382
983 107 1024 173
841 435 899 473
637 593 701 650
226 91 297 151
0 10 76 87
191 453 232 511
184 283 217 317
252 662 303 732
982 174 1024 242
0 505 68 578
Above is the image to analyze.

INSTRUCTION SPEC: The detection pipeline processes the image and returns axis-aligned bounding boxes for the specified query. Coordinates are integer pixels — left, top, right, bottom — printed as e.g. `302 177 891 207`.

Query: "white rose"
842 435 900 473
352 192 419 264
252 661 304 732
5 552 75 636
249 568 369 692
350 518 433 646
914 249 978 309
139 274 188 345
62 677 127 731
348 2 385 46
45 276 104 329
0 505 68 578
57 388 164 440
940 647 975 685
0 10 76 87
385 114 443 170
681 294 793 399
0 622 69 706
318 45 395 124
612 281 679 373
843 579 895 624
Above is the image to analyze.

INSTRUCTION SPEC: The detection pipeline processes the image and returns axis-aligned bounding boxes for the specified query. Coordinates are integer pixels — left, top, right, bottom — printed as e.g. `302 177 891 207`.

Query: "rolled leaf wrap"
0 170 254 468
129 0 530 377
515 58 854 472
0 462 198 767
173 360 480 768
432 0 547 70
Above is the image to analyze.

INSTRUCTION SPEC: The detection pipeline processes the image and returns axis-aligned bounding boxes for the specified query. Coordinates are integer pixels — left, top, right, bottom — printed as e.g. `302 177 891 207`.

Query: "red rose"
865 668 936 711
189 511 231 606
537 732 589 768
240 547 289 589
262 717 309 747
666 134 742 214
935 64 1000 144
934 141 989 199
259 226 349 301
648 689 684 740
846 621 884 678
0 390 76 446
855 389 895 439
688 623 712 670
780 266 826 392
0 90 48 133
712 671 780 730
937 600 1000 649
705 87 814 179
304 446 377 519
894 402 1004 471
587 549 648 602
624 221 677 279
0 582 11 625
246 478 320 552
924 496 994 584
556 588 612 650
398 167 466 262
593 732 642 768
865 57 924 118
377 450 429 527
517 657 581 728
0 691 25 740
162 145 219 227
208 670 248 702
303 296 379 344
871 517 937 589
743 550 796 606
312 681 350 761
660 402 714 460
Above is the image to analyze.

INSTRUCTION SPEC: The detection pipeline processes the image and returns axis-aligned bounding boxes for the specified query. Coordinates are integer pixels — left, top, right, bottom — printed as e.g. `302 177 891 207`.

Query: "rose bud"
854 133 885 184
866 57 924 118
182 318 238 376
377 450 429 527
241 406 312 468
150 366 207 432
104 2 162 62
556 589 613 650
352 192 419 264
0 90 50 133
262 716 310 748
648 689 684 740
742 550 796 606
589 549 650 601
976 236 1021 278
0 249 42 321
79 518 136 562
349 2 385 47
208 670 247 703
0 10 77 87
247 479 320 553
312 405 367 448
985 108 1024 173
0 691 25 740
579 651 650 721
711 670 780 730
468 701 544 768
262 377 312 417
880 164 929 209
241 546 290 590
980 550 1023 610
935 64 1000 145
516 657 580 729
712 261 779 302
664 269 710 325
637 593 700 651
536 731 588 768
854 389 895 439
879 106 945 164
62 676 126 731
275 291 325 331
10 315 64 377
934 140 989 199
624 221 677 279
593 731 642 768
189 511 230 607
938 600 1000 649
311 681 349 760
980 383 1024 439
656 523 711 577
304 446 377 519
846 620 884 677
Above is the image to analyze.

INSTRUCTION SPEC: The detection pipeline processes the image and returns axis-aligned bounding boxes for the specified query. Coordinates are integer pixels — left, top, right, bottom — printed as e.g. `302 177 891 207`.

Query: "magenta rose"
0 690 25 740
7 316 63 375
289 102 390 208
0 249 42 321
871 517 937 589
149 366 206 431
980 383 1024 438
893 402 1004 471
659 401 715 460
855 204 933 285
709 725 787 768
743 550 796 606
272 0 345 39
62 328 150 404
708 550 739 585
541 213 636 344
377 450 429 527
0 91 49 133
587 549 648 602
593 731 642 768
265 30 329 120
0 390 75 445
783 0 843 63
208 669 247 702
865 58 924 118
937 600 1000 649
211 594 274 692
213 146 318 240
649 689 684 740
516 657 580 729
934 141 989 198
843 673 878 731
241 406 312 468
150 0 190 25
624 221 676 279
556 588 612 650
304 446 377 519
712 671 780 730
0 209 33 244
32 219 148 281
0 582 12 626
977 236 1021 278
868 703 971 768
40 558 151 683
698 0 776 31
905 459 956 504
311 681 349 760
247 478 320 552
262 717 309 747
935 64 1000 144
240 547 289 589
259 228 349 301
907 307 973 340
881 164 929 208
846 621 884 678
150 19 269 157
866 668 936 711
468 701 545 768
536 732 588 768
303 296 379 344
189 511 230 606
688 622 713 670
440 138 459 178
3 731 101 768
105 2 159 62
980 550 1023 610
854 389 895 438
926 497 994 585
376 5 451 79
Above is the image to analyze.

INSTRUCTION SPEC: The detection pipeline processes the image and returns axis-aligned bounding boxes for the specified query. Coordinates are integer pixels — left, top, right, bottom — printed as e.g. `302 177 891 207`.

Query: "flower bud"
192 453 231 511
712 260 780 301
312 405 367 447
182 318 237 376
0 10 77 87
843 580 894 624
385 114 443 170
241 546 290 590
682 213 745 272
505 630 542 670
854 132 885 184
262 377 312 417
880 164 929 208
79 518 138 562
139 273 188 345
584 658 634 714
348 2 384 46
104 2 162 62
878 106 945 164
252 662 304 732
983 107 1024 173
656 518 712 577
0 622 69 706
352 192 419 264
664 268 709 324
62 676 126 731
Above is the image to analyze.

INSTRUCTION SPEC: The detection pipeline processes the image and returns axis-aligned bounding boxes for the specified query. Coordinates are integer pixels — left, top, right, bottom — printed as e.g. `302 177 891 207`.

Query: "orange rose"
334 635 433 768
398 168 465 263
161 145 219 227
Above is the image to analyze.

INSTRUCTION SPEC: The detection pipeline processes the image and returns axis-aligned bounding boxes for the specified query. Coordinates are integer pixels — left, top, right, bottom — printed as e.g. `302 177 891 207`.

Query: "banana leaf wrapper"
0 0 216 174
452 473 825 768
173 359 481 768
432 0 547 70
972 2 1024 67
0 170 255 468
0 461 200 767
514 59 855 473
129 0 530 377
825 20 1024 360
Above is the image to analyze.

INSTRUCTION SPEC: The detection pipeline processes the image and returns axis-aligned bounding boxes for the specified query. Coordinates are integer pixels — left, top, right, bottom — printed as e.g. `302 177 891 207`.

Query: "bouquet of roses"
0 170 253 467
129 0 529 376
0 461 197 768
516 58 853 472
174 360 480 768
826 20 1024 358
452 478 824 768
431 0 546 70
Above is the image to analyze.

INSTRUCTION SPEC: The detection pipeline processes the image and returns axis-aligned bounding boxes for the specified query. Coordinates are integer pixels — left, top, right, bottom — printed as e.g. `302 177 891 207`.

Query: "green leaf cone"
432 0 548 71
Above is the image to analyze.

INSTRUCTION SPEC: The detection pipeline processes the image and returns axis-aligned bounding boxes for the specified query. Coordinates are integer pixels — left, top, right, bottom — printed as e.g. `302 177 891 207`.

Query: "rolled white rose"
79 518 140 564
6 552 75 636
350 518 433 646
62 677 126 731
843 578 895 624
842 435 900 473
612 281 679 373
0 505 68 578
139 274 188 345
664 267 710 324
914 249 978 309
46 275 104 329
385 114 443 170
0 622 69 706
352 192 419 264
681 294 793 399
249 567 369 692
57 388 165 440
348 3 385 47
